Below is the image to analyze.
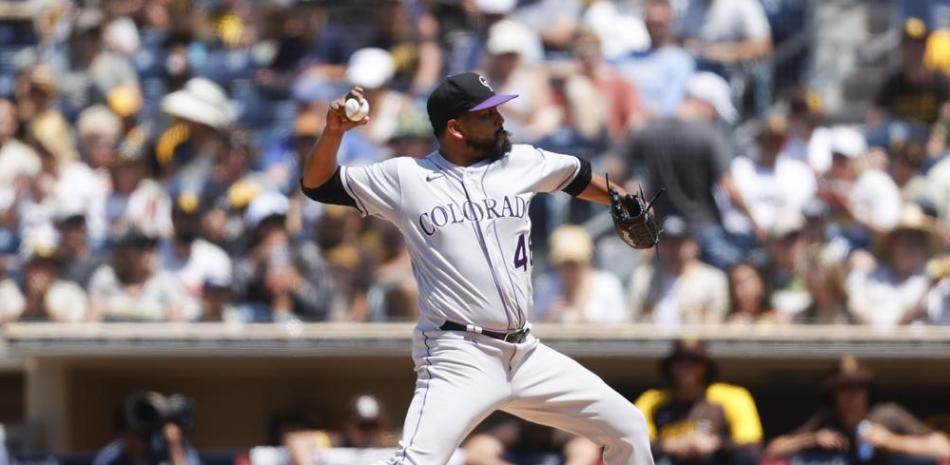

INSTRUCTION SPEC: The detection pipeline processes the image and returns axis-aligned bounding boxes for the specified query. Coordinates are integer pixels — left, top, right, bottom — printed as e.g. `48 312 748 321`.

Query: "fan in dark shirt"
765 357 950 462
874 18 950 128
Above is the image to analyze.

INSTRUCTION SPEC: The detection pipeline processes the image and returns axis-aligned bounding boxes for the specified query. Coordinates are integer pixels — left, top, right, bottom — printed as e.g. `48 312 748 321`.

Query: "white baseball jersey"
340 144 582 331
307 141 654 465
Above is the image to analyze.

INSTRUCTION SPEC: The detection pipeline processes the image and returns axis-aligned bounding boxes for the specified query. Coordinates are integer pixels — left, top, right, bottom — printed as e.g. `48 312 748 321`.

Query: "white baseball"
345 98 370 121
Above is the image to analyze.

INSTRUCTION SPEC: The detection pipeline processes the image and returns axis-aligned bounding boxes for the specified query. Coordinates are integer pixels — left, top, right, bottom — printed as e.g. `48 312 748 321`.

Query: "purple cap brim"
469 94 518 112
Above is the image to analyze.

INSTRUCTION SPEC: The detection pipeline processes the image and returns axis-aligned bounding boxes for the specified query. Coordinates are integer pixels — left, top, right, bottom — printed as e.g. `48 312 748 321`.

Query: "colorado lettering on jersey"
418 195 529 236
333 146 581 330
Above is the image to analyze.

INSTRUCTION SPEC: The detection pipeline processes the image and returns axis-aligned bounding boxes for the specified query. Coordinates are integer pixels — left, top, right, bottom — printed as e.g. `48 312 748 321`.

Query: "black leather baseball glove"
607 176 662 250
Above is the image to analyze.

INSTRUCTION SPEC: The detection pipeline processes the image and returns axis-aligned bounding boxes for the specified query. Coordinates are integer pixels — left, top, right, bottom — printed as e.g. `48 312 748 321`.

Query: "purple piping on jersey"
428 155 516 332
458 176 518 332
396 331 434 465
481 165 528 328
466 217 515 330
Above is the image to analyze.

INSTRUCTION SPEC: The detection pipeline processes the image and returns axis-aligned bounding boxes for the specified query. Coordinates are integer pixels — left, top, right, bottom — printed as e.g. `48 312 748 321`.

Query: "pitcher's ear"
447 119 464 140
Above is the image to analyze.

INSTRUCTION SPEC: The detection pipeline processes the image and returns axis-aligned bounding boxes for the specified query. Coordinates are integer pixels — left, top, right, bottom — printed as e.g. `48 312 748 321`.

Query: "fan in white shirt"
533 225 628 323
727 117 816 237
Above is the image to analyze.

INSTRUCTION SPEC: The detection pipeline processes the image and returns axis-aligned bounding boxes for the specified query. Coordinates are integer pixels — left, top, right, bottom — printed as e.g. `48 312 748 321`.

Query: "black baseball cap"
426 72 518 135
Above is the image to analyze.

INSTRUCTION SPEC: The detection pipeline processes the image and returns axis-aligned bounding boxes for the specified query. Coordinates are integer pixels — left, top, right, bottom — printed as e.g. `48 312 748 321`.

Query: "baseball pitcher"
301 72 660 465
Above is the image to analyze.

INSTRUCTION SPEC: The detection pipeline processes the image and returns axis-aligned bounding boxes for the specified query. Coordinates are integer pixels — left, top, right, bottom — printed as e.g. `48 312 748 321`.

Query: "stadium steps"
826 0 899 123
804 0 898 124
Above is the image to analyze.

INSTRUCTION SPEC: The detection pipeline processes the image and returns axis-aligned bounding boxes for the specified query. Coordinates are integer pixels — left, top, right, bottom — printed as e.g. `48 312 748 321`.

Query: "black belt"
440 321 530 343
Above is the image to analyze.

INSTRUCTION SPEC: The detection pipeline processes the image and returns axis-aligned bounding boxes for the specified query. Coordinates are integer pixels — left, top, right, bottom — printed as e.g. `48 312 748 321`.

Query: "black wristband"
562 158 592 197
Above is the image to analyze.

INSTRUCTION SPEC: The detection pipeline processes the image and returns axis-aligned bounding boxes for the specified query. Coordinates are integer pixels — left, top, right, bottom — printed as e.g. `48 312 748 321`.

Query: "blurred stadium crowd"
0 0 948 327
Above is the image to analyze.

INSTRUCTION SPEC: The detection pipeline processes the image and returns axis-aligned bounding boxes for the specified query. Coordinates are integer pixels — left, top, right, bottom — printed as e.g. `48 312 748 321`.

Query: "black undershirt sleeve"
561 158 592 197
299 166 356 207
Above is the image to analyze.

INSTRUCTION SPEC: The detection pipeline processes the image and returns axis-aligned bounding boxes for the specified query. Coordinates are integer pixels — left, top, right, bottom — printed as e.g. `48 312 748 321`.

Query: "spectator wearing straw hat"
847 203 946 327
765 357 950 461
156 77 234 175
533 225 627 323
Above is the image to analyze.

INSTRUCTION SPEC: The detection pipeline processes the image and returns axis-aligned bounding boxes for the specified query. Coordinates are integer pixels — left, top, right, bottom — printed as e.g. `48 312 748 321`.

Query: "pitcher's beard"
466 129 512 161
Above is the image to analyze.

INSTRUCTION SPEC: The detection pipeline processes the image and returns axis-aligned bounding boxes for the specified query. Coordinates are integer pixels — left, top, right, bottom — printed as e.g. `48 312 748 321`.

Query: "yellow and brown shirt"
635 383 764 451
